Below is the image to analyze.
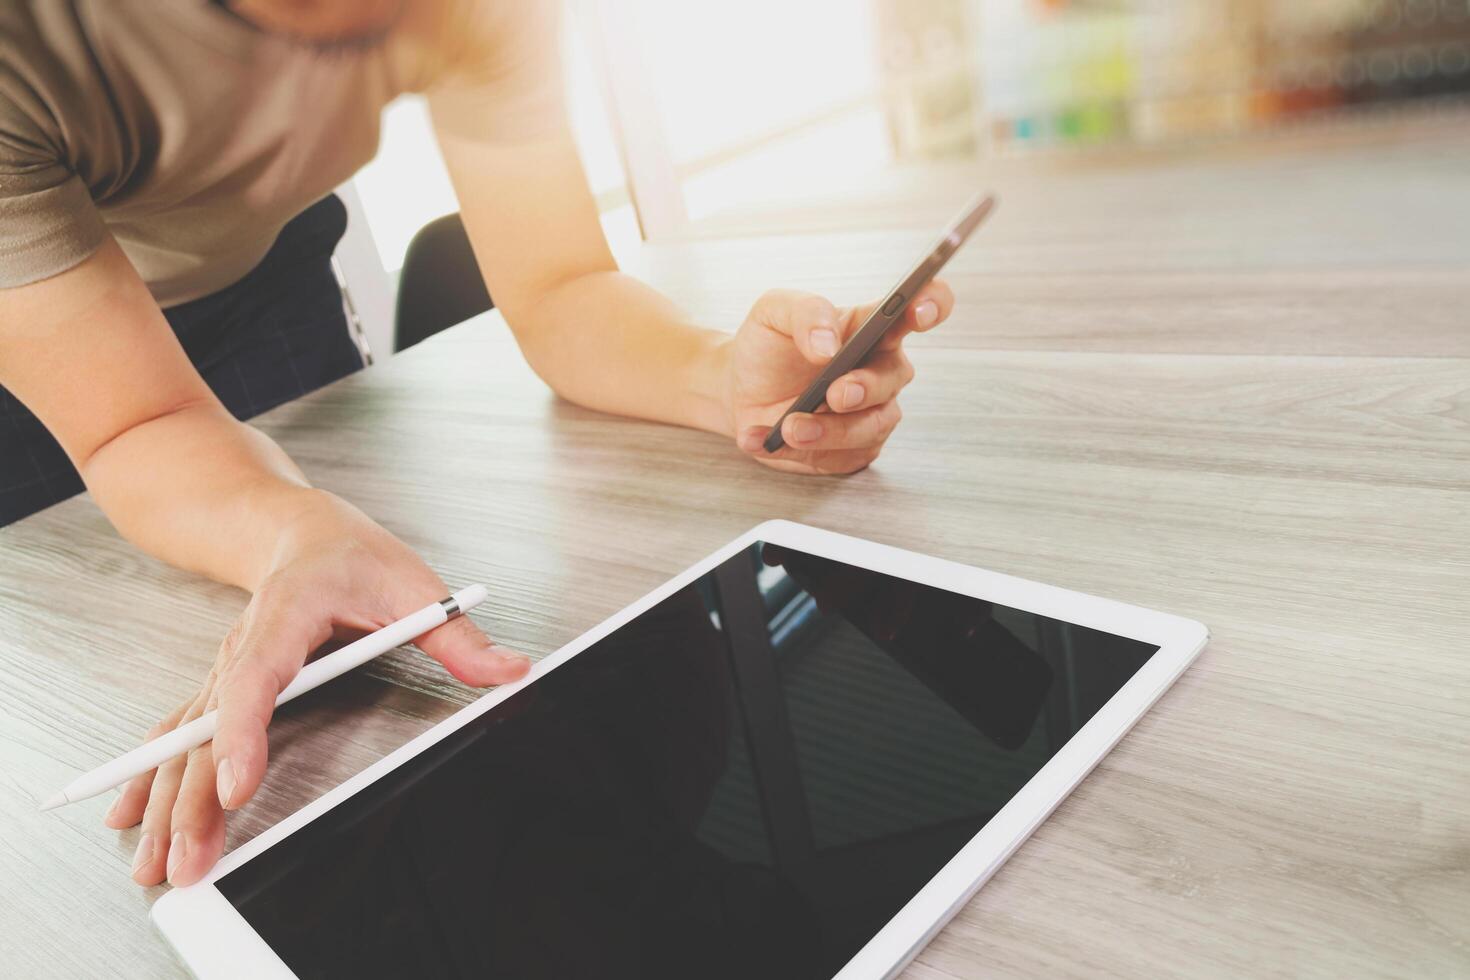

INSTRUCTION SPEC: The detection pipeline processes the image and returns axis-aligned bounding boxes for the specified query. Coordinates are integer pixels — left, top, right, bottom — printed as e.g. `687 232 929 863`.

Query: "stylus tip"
38 792 68 812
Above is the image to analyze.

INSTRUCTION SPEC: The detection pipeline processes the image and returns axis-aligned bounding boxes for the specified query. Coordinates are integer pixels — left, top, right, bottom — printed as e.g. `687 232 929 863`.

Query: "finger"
104 699 190 830
906 278 955 332
166 741 227 886
876 278 956 351
751 289 844 366
823 349 916 414
211 601 327 813
412 613 530 688
134 688 211 886
736 426 881 475
759 448 881 476
211 659 285 811
133 754 185 886
778 400 903 453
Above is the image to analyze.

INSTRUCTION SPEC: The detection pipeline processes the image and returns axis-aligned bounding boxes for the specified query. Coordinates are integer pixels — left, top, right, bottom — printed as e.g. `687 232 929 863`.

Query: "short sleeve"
0 117 105 289
422 0 567 145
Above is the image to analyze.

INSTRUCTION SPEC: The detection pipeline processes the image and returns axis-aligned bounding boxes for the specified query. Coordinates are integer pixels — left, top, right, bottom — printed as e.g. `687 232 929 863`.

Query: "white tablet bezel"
152 520 1208 978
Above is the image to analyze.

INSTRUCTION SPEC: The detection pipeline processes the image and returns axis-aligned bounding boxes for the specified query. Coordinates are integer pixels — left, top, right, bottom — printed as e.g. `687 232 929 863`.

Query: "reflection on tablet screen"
216 542 1157 979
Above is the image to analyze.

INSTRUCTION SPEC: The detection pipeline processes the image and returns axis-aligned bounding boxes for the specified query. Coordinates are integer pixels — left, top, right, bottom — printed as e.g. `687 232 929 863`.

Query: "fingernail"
790 419 823 444
915 300 938 327
167 832 187 883
131 834 155 874
216 758 238 809
810 329 838 358
737 427 764 452
104 794 121 824
489 645 529 665
842 382 865 409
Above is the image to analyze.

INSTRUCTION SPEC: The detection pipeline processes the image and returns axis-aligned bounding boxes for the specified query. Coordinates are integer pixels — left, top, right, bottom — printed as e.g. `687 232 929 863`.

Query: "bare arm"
429 7 953 475
1 236 527 888
0 236 315 590
434 132 734 436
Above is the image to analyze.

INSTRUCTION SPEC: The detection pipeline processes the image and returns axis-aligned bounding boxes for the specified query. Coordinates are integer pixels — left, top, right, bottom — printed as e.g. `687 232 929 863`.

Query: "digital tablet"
153 521 1208 979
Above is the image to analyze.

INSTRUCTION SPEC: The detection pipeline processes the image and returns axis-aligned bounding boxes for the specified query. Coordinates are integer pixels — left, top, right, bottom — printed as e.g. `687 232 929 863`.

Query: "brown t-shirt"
0 0 561 306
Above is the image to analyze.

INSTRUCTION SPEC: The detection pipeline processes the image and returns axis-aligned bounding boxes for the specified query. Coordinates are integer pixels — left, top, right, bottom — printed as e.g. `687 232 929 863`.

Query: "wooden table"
2 130 1467 977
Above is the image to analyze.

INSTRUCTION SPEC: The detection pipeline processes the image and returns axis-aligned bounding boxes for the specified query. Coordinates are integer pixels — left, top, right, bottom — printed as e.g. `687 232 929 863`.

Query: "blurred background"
352 0 1470 275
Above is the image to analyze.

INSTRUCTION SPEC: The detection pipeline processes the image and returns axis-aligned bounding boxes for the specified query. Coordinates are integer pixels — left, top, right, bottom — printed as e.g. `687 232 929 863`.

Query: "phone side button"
881 293 906 316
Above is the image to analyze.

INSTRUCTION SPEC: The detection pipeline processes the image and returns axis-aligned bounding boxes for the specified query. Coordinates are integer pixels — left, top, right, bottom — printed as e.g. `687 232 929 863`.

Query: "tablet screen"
216 542 1158 979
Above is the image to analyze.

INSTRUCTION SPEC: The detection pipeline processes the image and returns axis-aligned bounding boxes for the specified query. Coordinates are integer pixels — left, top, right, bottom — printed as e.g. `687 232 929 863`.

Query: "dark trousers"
0 194 363 527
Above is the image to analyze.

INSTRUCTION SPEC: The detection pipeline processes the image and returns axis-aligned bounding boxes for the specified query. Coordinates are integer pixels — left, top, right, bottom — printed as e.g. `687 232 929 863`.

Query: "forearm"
0 237 356 594
505 271 734 436
80 402 332 592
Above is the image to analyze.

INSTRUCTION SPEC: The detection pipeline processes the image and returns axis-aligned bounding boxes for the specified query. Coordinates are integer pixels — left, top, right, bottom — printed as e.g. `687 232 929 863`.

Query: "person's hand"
102 491 530 887
725 282 954 474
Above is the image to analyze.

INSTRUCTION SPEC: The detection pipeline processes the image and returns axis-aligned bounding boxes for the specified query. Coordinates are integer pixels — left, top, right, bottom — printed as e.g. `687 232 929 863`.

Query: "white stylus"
39 584 490 812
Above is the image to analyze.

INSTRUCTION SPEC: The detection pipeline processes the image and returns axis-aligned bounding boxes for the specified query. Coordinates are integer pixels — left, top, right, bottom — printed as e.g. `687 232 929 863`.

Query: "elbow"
75 395 222 478
497 292 592 407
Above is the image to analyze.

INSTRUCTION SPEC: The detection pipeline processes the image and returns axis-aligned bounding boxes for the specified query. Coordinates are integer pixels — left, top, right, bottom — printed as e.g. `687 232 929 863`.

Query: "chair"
393 212 493 352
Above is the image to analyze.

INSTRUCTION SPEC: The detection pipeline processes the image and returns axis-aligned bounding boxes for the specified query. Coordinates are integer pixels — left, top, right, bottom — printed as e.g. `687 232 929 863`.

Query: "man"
0 0 954 888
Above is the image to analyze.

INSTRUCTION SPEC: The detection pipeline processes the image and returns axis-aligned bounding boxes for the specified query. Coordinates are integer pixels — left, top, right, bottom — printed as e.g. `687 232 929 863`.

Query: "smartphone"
762 192 997 454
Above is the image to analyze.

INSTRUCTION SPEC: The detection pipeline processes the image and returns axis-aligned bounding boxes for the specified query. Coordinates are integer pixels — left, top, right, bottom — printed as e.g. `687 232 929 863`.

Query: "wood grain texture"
1 131 1467 978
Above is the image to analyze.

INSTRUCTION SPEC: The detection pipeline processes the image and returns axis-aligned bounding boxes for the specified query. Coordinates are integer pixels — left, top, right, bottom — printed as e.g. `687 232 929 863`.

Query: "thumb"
753 289 844 366
413 613 530 688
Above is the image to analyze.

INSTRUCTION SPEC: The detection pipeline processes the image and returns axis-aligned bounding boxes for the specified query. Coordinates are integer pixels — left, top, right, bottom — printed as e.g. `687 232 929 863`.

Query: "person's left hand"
724 282 954 474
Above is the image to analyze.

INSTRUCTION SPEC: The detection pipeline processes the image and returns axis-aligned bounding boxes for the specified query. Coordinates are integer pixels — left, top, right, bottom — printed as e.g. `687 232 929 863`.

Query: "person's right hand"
102 490 530 887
